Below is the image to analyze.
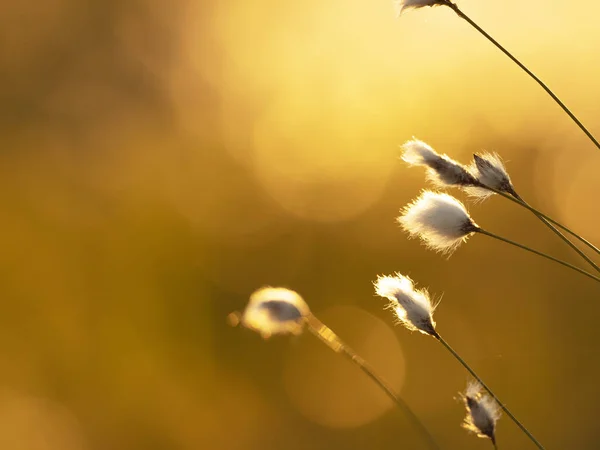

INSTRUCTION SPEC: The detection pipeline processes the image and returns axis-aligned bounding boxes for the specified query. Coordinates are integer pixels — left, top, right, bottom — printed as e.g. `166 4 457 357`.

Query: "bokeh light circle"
0 389 88 450
252 95 395 223
282 306 405 428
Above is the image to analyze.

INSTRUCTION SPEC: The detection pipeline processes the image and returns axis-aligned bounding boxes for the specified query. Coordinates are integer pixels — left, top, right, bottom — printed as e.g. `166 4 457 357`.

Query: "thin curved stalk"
487 187 600 256
531 214 600 272
434 332 545 450
513 195 600 273
477 228 600 283
498 191 600 272
443 0 600 152
305 314 440 450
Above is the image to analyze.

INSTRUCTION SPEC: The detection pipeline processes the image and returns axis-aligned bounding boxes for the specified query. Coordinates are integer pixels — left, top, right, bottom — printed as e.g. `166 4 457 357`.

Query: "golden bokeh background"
1 0 600 448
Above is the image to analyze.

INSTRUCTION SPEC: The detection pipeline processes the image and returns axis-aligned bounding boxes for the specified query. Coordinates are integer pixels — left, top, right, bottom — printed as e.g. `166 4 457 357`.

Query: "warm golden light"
2 0 600 448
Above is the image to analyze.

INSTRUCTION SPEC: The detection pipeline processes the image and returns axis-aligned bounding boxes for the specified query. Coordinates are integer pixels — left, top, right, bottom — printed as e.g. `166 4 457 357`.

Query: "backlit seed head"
236 287 310 339
374 273 437 336
401 139 479 188
398 191 479 254
394 0 448 17
465 152 517 200
462 381 501 445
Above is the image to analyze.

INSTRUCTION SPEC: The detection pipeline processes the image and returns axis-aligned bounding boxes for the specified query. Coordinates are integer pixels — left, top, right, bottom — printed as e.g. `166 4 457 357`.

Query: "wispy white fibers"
398 191 479 254
462 381 501 445
401 139 479 188
238 287 310 338
466 152 517 200
394 0 447 16
374 273 437 336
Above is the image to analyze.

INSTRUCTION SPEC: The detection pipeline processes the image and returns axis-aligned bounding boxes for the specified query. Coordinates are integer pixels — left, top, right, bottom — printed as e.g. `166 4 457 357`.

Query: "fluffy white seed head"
401 139 479 188
398 191 479 254
238 287 310 339
374 273 437 336
462 381 501 445
465 152 516 201
394 0 447 16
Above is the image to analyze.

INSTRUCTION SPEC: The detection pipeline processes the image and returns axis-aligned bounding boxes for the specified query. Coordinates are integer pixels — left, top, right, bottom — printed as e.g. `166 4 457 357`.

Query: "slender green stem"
477 228 600 283
516 196 600 273
500 191 600 273
340 348 441 449
444 1 600 153
434 333 545 450
533 215 600 272
487 187 600 256
306 315 439 450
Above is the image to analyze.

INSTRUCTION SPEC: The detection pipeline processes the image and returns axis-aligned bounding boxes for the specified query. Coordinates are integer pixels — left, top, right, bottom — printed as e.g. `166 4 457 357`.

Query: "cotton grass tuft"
401 139 480 189
465 152 517 200
462 381 501 445
394 0 447 16
374 273 437 336
398 191 479 254
235 287 310 339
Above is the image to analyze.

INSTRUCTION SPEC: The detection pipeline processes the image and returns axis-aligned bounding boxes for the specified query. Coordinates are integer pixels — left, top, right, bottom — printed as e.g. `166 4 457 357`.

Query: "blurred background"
1 0 600 448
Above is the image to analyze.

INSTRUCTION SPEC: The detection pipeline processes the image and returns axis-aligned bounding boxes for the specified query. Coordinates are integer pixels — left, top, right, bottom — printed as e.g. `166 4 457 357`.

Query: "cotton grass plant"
401 139 600 272
374 273 543 449
397 191 478 255
396 1 600 152
231 2 600 449
462 382 501 449
229 287 440 449
398 190 600 283
394 0 446 17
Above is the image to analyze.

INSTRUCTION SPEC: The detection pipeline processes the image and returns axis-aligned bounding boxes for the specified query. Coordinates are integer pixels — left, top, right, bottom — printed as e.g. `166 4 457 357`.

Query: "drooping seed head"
394 0 448 16
374 273 437 336
236 287 310 339
465 152 517 200
397 191 479 254
401 139 480 188
462 381 501 445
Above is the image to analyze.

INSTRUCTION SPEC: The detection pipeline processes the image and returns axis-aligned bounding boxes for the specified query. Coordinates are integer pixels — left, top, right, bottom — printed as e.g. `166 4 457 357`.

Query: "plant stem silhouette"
476 228 600 283
434 332 545 449
442 0 600 153
305 314 440 450
488 187 600 257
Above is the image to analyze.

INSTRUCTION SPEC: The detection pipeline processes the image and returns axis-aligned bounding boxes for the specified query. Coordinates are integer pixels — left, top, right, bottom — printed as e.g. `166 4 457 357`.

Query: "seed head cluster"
394 0 448 16
239 287 310 339
398 190 479 254
466 152 517 200
374 273 437 336
462 381 501 445
402 139 480 189
401 139 518 203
